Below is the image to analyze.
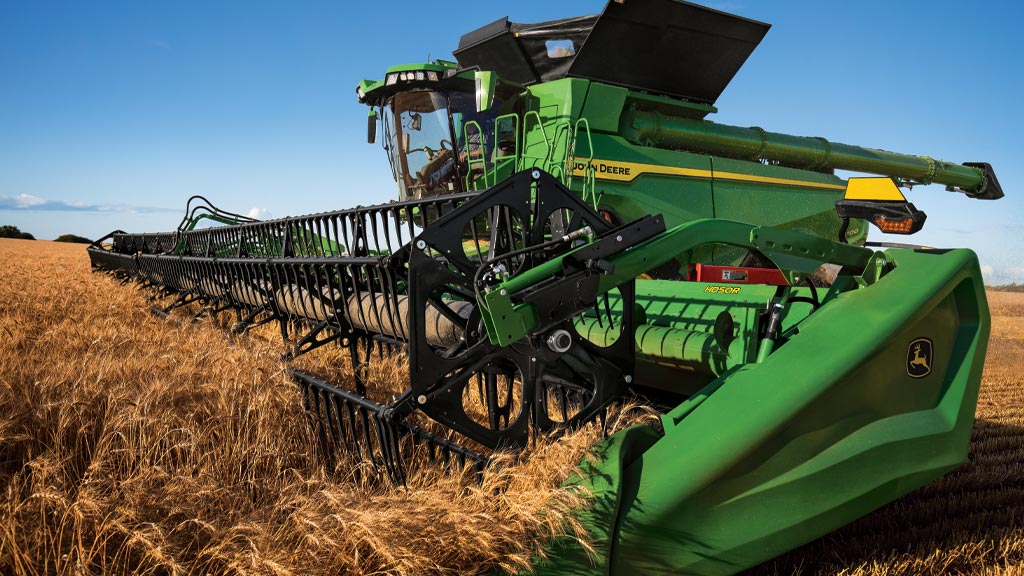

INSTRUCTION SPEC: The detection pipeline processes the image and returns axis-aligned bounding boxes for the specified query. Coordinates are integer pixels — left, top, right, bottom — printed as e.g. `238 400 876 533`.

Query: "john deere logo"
907 338 933 378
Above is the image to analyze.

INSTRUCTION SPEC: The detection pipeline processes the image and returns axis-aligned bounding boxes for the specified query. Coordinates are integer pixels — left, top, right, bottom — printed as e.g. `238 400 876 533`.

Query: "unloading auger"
88 0 1002 573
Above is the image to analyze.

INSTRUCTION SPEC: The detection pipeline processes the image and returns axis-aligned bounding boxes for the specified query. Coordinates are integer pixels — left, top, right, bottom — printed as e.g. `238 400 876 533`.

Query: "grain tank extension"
88 1 1001 573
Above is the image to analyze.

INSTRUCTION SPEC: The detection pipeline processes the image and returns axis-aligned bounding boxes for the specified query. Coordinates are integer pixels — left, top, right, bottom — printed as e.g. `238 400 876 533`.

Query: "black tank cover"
453 0 770 105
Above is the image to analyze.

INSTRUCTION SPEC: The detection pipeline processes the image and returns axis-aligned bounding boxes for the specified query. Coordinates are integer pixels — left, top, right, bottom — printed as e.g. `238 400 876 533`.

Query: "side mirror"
367 110 377 144
474 70 496 113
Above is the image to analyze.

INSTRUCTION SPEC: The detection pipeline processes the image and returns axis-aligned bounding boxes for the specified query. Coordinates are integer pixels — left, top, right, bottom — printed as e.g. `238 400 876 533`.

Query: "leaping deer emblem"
910 344 929 371
908 339 932 378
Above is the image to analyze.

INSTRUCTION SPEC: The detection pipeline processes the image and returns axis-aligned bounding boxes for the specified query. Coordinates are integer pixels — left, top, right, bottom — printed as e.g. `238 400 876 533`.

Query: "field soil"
2 238 1022 575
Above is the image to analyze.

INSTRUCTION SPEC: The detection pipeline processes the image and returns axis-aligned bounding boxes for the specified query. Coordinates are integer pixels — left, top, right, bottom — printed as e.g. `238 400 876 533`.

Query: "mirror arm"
367 109 378 144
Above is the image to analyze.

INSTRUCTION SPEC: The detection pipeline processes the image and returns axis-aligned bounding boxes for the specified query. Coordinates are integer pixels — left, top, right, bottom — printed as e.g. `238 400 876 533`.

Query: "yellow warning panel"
844 177 907 201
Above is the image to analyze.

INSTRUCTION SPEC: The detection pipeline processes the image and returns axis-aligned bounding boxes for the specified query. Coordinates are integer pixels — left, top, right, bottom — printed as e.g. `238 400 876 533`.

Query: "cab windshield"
384 90 501 201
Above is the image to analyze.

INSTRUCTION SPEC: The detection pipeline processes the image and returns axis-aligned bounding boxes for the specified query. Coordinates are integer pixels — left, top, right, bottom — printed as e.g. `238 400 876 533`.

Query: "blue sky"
2 1 1021 283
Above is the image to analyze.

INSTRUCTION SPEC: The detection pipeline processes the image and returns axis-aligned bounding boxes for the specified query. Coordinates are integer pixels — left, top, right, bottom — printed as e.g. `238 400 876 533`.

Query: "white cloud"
13 194 45 208
0 194 178 214
246 207 272 220
981 264 995 281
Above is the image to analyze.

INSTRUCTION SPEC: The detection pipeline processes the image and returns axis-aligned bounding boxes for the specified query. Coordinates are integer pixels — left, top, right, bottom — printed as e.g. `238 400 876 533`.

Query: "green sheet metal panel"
529 247 988 575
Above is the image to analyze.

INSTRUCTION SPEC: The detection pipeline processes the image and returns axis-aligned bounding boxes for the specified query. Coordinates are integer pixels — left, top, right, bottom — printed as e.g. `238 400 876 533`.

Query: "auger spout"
620 110 1003 199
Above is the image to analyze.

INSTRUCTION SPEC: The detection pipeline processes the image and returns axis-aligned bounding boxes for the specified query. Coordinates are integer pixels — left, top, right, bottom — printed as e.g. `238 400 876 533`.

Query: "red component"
687 264 788 285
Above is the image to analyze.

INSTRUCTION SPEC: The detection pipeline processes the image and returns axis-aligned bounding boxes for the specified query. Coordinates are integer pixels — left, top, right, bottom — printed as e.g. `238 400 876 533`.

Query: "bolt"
531 169 541 179
624 375 633 383
417 394 427 405
616 235 623 242
500 289 507 296
416 239 426 249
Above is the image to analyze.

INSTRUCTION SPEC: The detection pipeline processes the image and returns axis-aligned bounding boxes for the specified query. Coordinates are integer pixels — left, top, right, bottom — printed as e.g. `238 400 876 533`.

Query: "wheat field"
1 237 1022 575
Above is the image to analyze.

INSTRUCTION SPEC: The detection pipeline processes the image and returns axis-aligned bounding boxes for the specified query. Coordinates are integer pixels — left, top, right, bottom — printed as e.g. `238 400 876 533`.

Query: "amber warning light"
873 215 917 234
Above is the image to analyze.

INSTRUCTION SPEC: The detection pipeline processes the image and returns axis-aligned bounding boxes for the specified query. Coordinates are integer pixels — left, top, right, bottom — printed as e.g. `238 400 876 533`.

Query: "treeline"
2 226 93 243
0 225 34 240
54 234 93 244
988 283 1024 293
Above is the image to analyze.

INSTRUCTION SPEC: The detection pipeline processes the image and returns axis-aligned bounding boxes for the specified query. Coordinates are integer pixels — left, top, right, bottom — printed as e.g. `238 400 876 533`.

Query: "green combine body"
88 1 1003 574
357 3 999 262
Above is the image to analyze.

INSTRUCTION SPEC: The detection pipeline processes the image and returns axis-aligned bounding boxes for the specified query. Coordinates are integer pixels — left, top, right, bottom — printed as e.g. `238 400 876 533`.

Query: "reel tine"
291 369 491 486
299 377 335 464
344 400 365 462
329 394 354 458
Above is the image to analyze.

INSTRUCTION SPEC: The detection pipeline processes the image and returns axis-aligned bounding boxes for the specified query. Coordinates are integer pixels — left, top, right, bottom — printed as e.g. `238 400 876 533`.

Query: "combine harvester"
88 1 1003 573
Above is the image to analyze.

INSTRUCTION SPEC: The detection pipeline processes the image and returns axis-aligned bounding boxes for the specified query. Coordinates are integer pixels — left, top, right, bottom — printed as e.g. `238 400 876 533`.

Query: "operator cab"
383 89 505 201
357 60 520 202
